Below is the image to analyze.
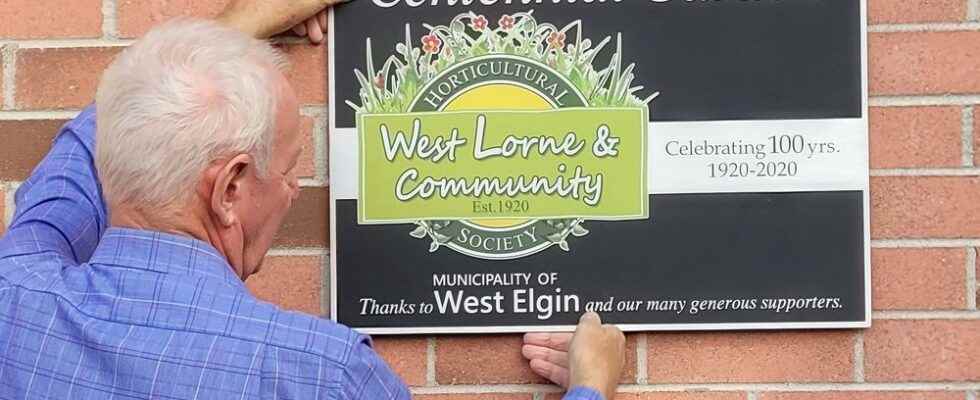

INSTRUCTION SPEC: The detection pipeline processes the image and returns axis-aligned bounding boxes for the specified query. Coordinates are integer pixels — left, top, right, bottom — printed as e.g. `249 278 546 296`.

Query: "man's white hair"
95 18 288 212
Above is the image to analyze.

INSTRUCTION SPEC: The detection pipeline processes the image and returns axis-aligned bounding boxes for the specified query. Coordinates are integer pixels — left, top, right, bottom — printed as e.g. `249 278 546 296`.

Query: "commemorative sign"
328 0 870 334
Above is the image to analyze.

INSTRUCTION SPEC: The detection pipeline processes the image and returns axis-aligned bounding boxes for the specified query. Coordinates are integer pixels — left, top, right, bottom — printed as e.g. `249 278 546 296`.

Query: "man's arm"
0 106 107 264
341 337 412 400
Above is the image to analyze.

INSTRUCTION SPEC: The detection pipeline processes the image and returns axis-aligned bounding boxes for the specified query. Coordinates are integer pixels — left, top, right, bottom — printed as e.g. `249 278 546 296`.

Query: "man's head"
95 19 302 279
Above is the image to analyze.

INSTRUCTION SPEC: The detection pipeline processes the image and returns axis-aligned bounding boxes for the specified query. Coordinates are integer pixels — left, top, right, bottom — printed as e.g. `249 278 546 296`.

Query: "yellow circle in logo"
443 83 553 229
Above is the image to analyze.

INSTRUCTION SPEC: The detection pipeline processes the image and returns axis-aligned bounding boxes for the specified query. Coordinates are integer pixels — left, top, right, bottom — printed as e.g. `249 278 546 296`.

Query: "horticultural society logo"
349 11 656 260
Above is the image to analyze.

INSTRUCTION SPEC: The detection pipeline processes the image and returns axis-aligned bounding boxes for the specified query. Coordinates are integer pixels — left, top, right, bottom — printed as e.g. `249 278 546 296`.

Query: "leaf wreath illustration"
346 10 659 114
409 220 454 253
351 11 657 255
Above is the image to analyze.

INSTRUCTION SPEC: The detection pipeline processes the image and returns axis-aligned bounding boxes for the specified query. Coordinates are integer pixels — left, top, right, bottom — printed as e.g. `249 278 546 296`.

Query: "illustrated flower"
471 15 488 31
547 31 566 50
499 14 515 30
373 73 385 90
421 34 442 54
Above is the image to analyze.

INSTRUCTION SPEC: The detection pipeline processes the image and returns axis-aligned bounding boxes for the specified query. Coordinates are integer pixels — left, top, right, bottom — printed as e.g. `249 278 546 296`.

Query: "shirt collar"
89 227 247 292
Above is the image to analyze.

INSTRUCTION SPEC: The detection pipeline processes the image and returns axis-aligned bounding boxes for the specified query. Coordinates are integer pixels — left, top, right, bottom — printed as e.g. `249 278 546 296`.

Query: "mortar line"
426 337 437 386
636 334 648 385
300 105 327 116
2 44 16 110
966 390 978 400
298 178 328 187
0 110 83 120
969 0 980 21
873 310 979 319
406 382 980 394
101 0 119 39
266 247 328 256
963 106 975 167
747 392 759 400
312 113 328 183
874 239 980 248
869 22 980 32
853 332 866 383
5 40 132 49
871 168 980 176
871 95 980 107
968 248 978 310
320 253 330 317
532 393 545 400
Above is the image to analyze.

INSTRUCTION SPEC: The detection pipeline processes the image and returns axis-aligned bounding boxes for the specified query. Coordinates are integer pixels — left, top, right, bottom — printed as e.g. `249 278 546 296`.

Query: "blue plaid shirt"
0 105 602 400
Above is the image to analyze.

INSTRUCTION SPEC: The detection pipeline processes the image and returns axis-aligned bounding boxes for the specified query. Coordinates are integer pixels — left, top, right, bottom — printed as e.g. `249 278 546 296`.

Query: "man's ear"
211 154 253 227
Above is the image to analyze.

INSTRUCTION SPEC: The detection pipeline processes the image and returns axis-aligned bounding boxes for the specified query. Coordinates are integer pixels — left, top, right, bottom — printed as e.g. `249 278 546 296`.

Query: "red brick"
372 337 428 387
273 187 328 247
546 393 743 400
0 0 102 39
436 334 636 385
297 116 317 179
647 331 854 383
871 248 967 310
245 255 322 315
871 176 980 239
870 32 980 96
869 0 966 24
416 395 531 400
117 0 230 38
436 335 546 385
16 47 122 110
760 392 963 400
869 107 962 168
279 44 327 105
0 120 68 180
865 319 980 381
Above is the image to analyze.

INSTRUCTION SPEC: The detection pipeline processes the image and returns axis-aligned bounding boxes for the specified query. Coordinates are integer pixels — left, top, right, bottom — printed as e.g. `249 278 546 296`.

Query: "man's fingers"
523 332 573 352
521 344 570 367
529 359 570 389
578 311 601 327
318 10 327 32
306 18 324 43
293 22 307 36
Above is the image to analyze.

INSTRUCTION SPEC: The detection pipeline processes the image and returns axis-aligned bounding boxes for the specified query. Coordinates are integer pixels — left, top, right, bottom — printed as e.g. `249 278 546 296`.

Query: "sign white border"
327 1 872 335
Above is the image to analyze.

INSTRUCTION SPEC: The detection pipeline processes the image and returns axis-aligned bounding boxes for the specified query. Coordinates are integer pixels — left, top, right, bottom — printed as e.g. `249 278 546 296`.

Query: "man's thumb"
580 311 601 325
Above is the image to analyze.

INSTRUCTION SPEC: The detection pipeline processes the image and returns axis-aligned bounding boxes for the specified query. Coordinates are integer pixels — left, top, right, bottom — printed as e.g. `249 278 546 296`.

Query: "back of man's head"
95 18 288 214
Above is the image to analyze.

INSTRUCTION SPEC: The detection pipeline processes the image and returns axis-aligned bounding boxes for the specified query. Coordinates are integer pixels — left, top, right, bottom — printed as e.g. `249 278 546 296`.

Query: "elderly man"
0 0 626 399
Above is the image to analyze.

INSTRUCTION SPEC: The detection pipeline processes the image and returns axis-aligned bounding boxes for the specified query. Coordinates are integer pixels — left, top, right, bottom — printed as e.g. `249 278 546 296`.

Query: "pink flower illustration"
421 34 442 54
547 31 566 50
498 15 515 30
471 15 488 31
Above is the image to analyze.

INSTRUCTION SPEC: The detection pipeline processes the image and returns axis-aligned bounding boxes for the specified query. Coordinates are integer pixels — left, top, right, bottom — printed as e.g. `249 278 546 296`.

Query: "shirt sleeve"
340 335 412 400
1 105 107 264
562 387 605 400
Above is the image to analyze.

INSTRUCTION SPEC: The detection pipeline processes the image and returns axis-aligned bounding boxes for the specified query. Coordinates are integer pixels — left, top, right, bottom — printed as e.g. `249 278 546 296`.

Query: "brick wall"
0 1 977 399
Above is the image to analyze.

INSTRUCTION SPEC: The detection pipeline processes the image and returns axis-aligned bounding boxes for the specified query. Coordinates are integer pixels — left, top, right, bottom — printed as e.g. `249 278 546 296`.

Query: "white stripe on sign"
330 118 868 200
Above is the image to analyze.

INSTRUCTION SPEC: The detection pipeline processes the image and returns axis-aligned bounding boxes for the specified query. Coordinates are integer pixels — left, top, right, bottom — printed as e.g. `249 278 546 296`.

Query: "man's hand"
216 0 349 41
523 312 625 400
